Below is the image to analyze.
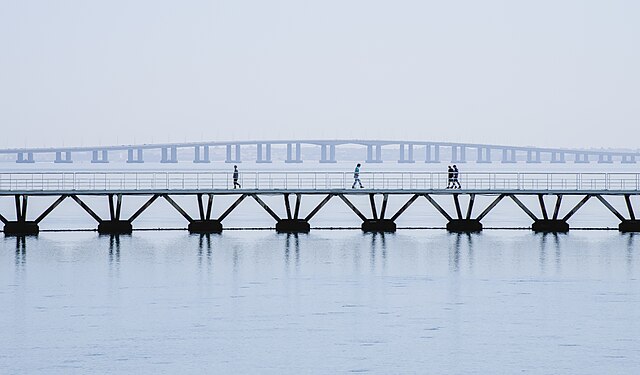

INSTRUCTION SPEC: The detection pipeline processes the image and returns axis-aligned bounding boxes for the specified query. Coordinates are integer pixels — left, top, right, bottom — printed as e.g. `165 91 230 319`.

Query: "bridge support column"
398 143 415 163
286 143 302 163
257 144 272 163
161 146 178 163
366 144 383 163
527 150 541 163
193 145 210 163
225 144 241 163
98 220 133 235
501 149 516 163
446 219 482 233
92 150 109 163
598 154 613 164
3 195 38 235
188 220 223 234
425 144 440 163
54 151 72 163
476 147 491 163
320 144 336 163
451 145 466 163
574 153 590 163
551 152 565 163
622 155 636 164
532 220 569 233
16 152 35 163
127 148 144 163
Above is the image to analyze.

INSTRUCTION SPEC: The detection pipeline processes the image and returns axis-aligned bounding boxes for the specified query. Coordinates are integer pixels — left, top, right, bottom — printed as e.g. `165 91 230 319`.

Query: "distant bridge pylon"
0 140 636 164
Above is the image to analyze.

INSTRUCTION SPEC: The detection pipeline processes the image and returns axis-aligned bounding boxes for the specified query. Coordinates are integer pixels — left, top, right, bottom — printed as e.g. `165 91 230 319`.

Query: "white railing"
0 172 639 192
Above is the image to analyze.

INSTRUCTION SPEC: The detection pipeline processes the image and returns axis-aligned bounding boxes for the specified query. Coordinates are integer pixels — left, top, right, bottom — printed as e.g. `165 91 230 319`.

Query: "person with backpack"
233 165 241 189
352 163 364 189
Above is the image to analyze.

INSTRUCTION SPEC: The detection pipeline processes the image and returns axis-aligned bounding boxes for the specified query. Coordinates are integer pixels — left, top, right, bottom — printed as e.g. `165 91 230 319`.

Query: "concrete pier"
619 220 640 233
446 219 482 233
98 220 133 235
532 220 569 233
361 219 396 233
276 219 311 233
3 221 39 236
188 220 223 234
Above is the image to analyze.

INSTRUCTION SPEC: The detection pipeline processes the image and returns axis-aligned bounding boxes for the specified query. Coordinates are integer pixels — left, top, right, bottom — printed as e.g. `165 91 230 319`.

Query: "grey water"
1 230 639 374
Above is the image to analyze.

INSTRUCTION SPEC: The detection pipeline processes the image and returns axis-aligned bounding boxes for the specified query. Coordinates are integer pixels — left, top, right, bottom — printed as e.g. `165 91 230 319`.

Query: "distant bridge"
0 139 637 164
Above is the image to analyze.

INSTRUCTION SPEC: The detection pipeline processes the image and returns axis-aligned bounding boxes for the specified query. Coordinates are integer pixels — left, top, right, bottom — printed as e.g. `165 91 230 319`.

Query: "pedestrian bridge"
1 171 639 235
0 139 637 164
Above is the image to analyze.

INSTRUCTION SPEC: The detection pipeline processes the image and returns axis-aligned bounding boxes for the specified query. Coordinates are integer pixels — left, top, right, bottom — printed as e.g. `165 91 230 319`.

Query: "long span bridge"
0 139 638 164
1 171 639 235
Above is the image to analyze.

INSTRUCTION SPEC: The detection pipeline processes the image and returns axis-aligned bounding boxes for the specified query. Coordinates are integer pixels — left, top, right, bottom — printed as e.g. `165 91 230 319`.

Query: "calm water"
1 230 639 374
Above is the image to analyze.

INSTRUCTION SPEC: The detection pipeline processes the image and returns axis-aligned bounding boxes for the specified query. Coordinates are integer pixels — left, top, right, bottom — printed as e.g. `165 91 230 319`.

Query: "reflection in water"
15 236 27 269
626 233 635 275
449 233 476 272
108 235 121 265
284 233 300 271
368 233 388 272
539 233 562 273
197 234 213 272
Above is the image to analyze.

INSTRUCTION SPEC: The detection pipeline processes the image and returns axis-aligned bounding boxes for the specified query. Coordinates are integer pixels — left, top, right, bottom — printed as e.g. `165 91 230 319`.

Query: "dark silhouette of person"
233 165 241 189
352 163 364 188
447 166 454 189
452 165 461 189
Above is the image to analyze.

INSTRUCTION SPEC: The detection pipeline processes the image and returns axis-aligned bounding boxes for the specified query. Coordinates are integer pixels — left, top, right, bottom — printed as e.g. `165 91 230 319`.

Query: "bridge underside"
1 191 639 235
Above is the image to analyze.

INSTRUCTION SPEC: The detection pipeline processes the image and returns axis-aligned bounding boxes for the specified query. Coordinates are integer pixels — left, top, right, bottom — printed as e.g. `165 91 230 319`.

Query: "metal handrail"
0 171 639 192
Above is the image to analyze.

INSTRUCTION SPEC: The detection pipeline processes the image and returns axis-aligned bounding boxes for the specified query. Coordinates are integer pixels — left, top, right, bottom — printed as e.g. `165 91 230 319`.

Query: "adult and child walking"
447 165 461 189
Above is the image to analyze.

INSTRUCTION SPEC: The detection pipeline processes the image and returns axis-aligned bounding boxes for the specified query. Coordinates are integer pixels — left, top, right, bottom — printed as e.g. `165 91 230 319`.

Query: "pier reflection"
368 232 388 271
449 232 475 272
197 233 213 272
15 236 26 269
284 233 300 270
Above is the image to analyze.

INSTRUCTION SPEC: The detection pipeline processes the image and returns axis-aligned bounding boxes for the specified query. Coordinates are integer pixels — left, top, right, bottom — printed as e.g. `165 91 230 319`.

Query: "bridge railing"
0 172 639 191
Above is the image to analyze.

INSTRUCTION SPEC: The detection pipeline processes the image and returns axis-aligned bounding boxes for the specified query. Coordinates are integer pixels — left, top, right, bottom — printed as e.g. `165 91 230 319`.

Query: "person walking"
447 166 454 189
232 165 241 189
452 165 461 189
352 163 364 189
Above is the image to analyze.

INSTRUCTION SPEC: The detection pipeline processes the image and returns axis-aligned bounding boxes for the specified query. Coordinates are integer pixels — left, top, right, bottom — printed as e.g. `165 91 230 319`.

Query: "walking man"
447 166 454 189
452 165 461 189
233 165 241 189
352 163 364 189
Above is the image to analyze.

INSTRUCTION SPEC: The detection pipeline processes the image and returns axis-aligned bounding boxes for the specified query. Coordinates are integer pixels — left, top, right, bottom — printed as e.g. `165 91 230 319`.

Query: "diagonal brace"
562 195 591 221
594 195 626 222
508 195 538 221
163 194 194 223
338 194 368 221
70 195 103 223
251 194 281 222
304 194 334 221
35 195 68 224
475 194 505 221
128 194 160 222
390 194 419 221
423 194 453 221
218 194 247 222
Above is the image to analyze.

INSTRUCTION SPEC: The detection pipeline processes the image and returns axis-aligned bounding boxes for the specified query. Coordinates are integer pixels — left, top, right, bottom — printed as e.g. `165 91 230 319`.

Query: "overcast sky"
0 0 638 149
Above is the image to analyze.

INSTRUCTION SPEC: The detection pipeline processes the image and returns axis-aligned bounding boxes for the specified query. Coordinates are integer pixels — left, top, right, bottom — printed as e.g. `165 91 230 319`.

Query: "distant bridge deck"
1 172 639 235
1 139 638 164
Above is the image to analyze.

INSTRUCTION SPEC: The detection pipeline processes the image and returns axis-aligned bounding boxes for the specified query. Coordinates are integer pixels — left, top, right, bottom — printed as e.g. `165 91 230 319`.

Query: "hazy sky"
1 0 638 149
